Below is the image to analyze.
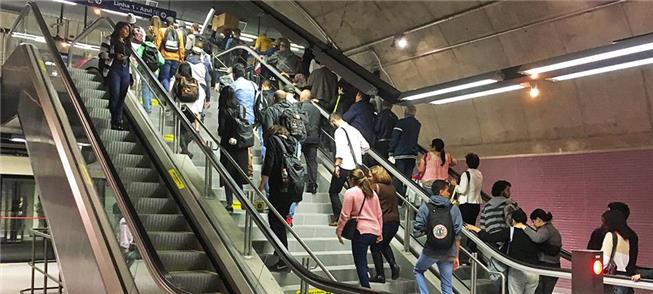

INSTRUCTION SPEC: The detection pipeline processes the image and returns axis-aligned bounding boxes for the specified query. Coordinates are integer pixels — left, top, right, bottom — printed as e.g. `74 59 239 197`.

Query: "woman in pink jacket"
336 169 384 288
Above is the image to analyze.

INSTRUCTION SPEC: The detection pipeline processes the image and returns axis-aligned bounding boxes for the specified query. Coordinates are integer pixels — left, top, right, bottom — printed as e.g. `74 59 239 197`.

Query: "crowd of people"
96 14 647 294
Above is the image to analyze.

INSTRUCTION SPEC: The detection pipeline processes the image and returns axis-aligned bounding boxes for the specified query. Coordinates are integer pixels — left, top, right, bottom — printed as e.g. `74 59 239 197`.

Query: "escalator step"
107 141 142 155
91 117 111 129
158 250 212 271
140 214 189 231
126 182 168 198
73 79 103 90
148 232 201 250
81 97 109 109
88 108 112 121
79 88 109 100
134 198 179 214
111 154 150 168
117 167 157 182
99 129 135 143
169 271 221 294
69 70 100 82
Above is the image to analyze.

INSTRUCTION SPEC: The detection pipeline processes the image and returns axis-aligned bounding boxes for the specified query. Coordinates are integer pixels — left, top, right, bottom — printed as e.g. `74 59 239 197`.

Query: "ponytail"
432 138 446 166
349 168 375 198
530 208 553 222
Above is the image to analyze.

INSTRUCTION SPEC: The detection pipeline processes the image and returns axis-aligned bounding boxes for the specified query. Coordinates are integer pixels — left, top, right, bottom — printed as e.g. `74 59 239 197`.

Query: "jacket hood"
430 195 452 206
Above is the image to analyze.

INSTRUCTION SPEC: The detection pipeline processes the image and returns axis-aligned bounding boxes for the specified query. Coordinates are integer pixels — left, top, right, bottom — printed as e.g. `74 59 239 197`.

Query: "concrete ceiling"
267 0 653 157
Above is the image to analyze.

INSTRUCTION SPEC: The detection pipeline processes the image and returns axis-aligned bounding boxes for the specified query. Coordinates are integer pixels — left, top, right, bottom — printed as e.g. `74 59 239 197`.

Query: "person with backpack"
335 168 383 288
388 105 421 196
185 23 200 51
417 138 457 189
156 17 185 91
466 209 540 294
515 209 562 294
368 165 401 283
262 90 307 143
414 180 463 294
99 21 133 130
219 86 252 213
328 113 370 226
136 33 164 114
300 90 321 194
258 125 303 271
451 153 482 225
343 90 376 148
172 63 202 157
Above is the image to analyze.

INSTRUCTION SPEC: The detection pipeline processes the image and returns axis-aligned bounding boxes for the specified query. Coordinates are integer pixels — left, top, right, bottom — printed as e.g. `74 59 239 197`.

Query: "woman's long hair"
111 21 131 44
218 86 236 110
349 168 374 198
603 210 631 240
150 16 162 31
369 165 392 185
432 138 446 166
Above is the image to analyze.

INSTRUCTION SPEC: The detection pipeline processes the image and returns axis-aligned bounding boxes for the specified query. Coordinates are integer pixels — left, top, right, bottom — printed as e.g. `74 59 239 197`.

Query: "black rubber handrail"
7 3 186 293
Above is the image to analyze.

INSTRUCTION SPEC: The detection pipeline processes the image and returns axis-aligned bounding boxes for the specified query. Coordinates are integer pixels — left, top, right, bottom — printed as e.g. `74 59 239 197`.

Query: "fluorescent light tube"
402 79 498 101
550 57 653 81
10 137 26 143
11 32 46 43
52 0 78 5
524 42 653 75
430 84 526 105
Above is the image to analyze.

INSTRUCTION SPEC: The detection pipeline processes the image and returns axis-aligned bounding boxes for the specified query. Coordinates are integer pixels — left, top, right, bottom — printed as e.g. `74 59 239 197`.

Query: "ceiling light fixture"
93 8 101 15
430 84 526 105
523 41 653 75
550 56 653 81
402 79 499 101
10 137 26 143
529 84 540 98
52 0 78 5
393 34 408 49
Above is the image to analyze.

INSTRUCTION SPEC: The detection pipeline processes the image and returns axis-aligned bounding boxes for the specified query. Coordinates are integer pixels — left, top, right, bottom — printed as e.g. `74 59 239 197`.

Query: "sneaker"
285 216 293 227
225 205 234 213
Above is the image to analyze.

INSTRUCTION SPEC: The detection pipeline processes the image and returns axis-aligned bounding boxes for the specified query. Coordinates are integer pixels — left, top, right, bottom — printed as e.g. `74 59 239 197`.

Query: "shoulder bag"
341 195 367 240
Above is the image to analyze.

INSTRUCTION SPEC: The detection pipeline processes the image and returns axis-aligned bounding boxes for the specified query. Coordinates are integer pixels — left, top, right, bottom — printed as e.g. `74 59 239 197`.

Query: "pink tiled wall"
464 148 652 267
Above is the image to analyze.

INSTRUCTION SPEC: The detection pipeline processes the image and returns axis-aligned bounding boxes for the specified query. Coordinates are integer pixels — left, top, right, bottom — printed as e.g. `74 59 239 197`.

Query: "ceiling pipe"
343 1 500 56
381 0 625 68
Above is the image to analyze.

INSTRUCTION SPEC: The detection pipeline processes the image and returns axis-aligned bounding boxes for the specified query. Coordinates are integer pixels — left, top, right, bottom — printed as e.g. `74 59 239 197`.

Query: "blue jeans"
289 202 298 218
158 60 179 91
352 232 377 288
142 85 152 113
108 63 131 125
414 253 454 294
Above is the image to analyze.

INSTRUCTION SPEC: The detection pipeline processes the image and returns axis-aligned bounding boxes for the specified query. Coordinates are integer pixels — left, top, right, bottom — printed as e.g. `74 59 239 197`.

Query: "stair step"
99 129 136 143
91 117 111 129
107 141 143 155
140 214 189 231
81 97 109 109
158 250 213 271
169 271 222 294
73 79 103 90
134 197 179 214
69 69 100 82
126 182 168 198
79 88 108 100
89 108 112 120
117 167 158 182
148 232 201 251
111 154 150 168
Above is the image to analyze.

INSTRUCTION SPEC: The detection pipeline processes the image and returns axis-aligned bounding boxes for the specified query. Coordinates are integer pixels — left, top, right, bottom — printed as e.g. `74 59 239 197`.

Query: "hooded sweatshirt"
414 194 463 258
480 196 509 247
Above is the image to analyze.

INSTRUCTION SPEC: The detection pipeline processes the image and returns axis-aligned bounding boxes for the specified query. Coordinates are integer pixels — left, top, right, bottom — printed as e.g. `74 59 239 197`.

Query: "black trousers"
459 203 481 225
268 195 293 250
374 140 390 159
328 168 351 217
535 262 560 294
302 143 318 188
392 158 415 196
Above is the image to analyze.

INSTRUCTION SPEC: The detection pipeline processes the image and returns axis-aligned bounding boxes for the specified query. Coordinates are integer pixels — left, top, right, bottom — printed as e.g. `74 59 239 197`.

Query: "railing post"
243 190 254 256
470 252 478 294
300 257 310 294
403 205 412 252
158 102 164 134
173 104 180 154
204 141 212 198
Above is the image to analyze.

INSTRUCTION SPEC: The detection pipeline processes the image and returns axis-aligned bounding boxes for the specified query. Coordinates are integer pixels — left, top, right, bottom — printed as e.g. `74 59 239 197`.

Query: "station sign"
78 0 177 20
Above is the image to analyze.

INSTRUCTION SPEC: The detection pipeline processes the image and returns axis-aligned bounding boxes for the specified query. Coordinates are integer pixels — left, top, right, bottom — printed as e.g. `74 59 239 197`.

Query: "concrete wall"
454 148 653 267
273 1 653 157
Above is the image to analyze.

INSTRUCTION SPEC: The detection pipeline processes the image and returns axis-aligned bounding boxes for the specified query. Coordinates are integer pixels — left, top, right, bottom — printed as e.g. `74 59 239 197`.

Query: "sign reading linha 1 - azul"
81 0 177 20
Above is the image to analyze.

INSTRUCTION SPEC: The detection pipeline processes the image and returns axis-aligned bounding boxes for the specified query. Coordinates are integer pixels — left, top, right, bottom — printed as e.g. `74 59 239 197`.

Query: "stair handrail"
6 3 187 293
82 17 388 294
213 46 653 291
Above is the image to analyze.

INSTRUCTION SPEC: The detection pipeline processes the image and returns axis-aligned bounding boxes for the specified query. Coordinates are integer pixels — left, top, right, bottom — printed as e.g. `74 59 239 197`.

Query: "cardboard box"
212 13 239 32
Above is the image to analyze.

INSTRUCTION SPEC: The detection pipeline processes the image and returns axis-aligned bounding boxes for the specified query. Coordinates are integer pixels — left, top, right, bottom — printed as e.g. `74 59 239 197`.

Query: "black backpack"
425 202 455 254
280 104 307 142
232 105 254 149
141 44 160 72
161 28 179 53
272 136 305 202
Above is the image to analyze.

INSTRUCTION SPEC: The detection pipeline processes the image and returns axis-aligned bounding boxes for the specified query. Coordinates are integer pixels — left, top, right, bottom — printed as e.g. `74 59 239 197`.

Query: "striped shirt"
480 196 509 246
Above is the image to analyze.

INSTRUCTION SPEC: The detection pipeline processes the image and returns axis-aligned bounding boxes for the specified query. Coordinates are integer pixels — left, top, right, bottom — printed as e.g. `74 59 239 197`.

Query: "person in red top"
335 169 383 288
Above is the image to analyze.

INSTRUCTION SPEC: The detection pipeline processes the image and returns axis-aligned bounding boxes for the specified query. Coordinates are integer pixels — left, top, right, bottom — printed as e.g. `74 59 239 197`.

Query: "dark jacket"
343 100 376 144
268 50 301 75
307 67 337 106
300 101 322 144
262 101 293 133
374 108 398 142
376 183 399 223
218 103 248 185
478 227 539 265
262 135 297 196
389 115 421 159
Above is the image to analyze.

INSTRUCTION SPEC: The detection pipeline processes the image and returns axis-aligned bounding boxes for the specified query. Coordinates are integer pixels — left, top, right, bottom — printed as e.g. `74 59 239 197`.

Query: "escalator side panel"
4 45 130 294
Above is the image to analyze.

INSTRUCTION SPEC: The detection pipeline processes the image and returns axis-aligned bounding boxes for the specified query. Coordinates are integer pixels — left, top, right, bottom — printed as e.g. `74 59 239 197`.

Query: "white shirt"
118 218 133 250
455 168 483 204
334 123 370 170
602 232 630 272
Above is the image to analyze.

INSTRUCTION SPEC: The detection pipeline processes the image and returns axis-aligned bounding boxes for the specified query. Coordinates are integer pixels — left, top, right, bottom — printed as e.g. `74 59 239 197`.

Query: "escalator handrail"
216 46 653 290
7 3 187 293
78 18 386 294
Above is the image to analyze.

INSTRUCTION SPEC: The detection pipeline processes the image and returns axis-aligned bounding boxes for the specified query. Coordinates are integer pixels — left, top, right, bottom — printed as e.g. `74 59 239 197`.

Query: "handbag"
604 232 619 275
341 195 367 240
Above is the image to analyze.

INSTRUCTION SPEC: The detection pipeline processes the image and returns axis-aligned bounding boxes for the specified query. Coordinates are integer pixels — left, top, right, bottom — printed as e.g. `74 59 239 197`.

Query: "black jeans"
392 158 415 196
328 168 351 217
374 140 390 159
372 221 400 253
535 262 560 294
459 203 481 225
268 196 293 250
352 231 377 288
302 143 318 188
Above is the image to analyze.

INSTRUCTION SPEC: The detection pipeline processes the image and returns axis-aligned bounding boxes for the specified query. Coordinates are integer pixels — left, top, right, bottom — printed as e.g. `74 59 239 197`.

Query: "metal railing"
74 18 386 294
20 228 64 294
